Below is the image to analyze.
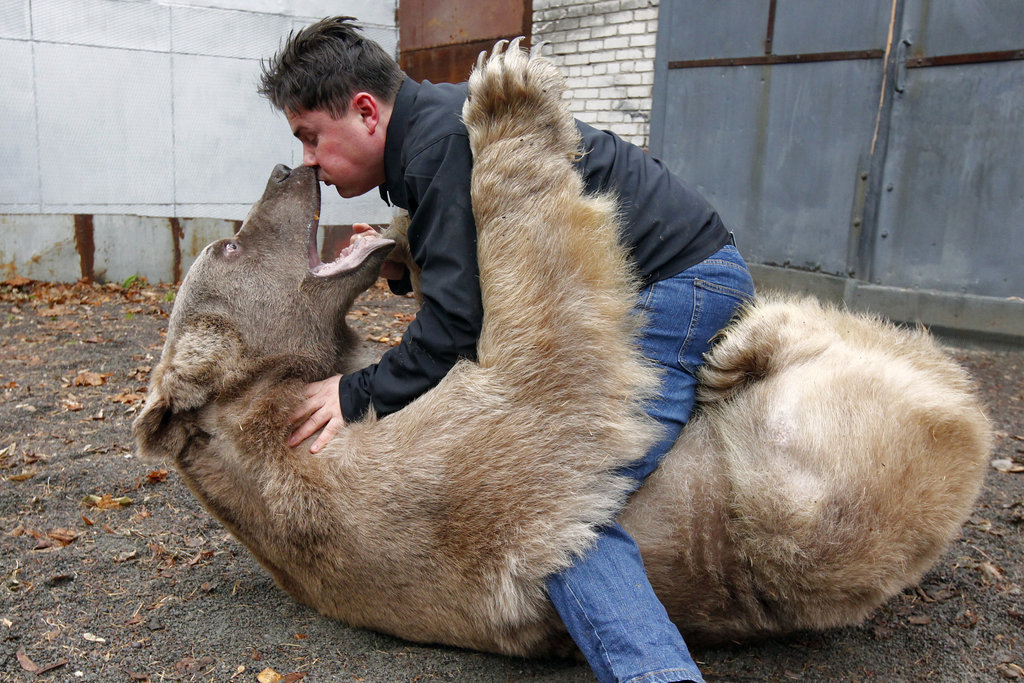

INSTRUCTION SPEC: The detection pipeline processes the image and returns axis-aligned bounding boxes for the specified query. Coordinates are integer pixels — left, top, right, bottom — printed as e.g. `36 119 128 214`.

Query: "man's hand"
288 375 345 454
352 223 406 281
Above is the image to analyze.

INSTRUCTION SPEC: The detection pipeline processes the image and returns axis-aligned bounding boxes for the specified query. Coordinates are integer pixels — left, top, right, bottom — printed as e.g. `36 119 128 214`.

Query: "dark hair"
258 16 404 117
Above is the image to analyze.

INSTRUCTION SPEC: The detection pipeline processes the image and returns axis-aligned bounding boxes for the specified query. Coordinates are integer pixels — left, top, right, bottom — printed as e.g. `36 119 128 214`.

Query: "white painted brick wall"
533 0 660 149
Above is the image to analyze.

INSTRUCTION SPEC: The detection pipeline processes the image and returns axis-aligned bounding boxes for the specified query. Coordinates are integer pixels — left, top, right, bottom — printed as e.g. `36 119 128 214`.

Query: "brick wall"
532 0 660 149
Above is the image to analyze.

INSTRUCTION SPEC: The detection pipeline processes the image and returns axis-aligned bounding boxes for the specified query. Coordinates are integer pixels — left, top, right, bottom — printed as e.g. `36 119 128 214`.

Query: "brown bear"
133 41 990 656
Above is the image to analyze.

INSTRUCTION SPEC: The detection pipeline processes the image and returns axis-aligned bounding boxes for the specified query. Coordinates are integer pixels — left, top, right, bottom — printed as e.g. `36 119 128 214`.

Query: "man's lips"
314 167 332 187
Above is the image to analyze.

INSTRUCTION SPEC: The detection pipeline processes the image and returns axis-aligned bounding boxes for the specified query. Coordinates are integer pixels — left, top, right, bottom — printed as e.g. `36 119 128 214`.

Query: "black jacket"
338 78 730 422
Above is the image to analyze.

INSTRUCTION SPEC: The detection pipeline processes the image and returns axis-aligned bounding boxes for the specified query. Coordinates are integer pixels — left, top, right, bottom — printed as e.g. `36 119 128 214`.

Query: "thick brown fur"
623 293 991 644
133 41 990 656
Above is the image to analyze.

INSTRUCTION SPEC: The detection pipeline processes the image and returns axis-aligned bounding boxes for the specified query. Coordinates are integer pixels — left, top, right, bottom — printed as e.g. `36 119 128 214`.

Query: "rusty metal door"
398 0 532 83
649 0 1024 329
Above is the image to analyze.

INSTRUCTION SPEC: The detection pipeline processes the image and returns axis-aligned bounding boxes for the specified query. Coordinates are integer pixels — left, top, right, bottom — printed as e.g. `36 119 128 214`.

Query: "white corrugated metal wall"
1 0 396 272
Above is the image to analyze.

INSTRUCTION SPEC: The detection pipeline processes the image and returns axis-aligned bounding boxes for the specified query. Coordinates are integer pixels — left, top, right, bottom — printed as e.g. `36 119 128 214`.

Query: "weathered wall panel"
657 0 768 62
401 0 529 50
651 0 1023 341
399 0 531 83
654 1 889 276
771 0 892 54
905 0 1024 58
873 60 1024 298
1 0 397 225
0 39 39 208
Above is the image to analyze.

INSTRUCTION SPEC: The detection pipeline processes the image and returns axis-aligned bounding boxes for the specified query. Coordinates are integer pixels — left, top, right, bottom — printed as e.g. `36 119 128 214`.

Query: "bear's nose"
271 164 292 183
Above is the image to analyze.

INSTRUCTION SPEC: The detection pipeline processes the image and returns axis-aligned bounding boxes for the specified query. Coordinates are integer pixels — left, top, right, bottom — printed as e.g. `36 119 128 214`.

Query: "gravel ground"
1 278 1022 682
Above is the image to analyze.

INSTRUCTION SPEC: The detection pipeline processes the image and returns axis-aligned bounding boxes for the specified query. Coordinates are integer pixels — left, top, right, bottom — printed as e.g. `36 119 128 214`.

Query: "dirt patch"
1 278 1021 682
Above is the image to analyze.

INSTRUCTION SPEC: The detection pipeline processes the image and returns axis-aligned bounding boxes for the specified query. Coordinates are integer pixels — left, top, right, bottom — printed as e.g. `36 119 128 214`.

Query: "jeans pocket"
678 278 752 374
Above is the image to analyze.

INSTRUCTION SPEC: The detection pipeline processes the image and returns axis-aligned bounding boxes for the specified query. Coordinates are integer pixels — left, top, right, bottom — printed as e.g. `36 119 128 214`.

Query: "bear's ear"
132 388 190 462
158 316 245 412
132 316 245 461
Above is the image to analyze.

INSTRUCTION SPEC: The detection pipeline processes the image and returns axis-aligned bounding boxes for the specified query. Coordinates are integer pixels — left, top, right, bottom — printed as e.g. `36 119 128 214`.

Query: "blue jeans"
546 244 754 683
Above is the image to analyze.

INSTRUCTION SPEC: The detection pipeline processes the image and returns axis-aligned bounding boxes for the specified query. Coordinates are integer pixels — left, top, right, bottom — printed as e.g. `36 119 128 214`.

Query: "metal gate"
650 0 1024 342
398 0 532 83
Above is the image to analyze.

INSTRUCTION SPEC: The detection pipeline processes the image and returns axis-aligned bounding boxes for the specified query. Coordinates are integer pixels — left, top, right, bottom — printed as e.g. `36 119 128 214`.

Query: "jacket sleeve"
338 134 482 421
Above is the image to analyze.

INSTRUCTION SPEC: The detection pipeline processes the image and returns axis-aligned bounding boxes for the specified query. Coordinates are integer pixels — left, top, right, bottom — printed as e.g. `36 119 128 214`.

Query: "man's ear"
352 92 381 134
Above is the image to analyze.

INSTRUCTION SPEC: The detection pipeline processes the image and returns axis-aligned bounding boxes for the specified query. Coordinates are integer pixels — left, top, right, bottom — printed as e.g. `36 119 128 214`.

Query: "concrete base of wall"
3 214 1019 347
2 214 374 287
750 264 1024 348
1 213 240 285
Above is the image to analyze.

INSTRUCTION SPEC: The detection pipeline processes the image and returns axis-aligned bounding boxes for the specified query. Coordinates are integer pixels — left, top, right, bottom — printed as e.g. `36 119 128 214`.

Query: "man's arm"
339 133 482 421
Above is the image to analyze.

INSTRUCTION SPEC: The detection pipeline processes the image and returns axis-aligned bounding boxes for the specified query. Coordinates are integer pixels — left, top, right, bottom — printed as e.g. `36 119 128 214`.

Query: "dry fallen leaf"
133 364 152 375
62 397 85 411
35 659 69 676
187 550 214 567
47 528 79 546
16 647 38 673
145 469 169 484
257 668 284 683
980 561 1005 581
73 370 113 387
7 468 37 482
108 390 145 405
82 632 106 643
37 304 74 316
114 550 138 563
83 494 133 509
907 615 932 625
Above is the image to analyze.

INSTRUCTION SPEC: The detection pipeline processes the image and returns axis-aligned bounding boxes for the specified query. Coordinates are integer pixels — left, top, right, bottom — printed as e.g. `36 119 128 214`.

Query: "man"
259 16 753 683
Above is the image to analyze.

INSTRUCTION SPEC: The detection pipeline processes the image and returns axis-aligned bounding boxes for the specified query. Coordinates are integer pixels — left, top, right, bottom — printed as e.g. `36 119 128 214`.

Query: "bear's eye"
223 240 240 255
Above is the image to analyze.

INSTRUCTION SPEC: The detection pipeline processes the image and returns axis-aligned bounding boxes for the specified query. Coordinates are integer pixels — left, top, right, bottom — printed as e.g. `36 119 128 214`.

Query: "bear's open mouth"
306 211 394 278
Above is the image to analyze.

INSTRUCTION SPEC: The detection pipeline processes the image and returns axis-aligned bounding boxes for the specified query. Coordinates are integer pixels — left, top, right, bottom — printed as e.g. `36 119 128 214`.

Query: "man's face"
287 102 385 199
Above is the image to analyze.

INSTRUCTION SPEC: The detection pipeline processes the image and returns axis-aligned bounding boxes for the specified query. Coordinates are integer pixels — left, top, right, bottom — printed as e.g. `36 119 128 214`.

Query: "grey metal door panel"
651 0 1024 326
772 0 892 55
657 59 883 275
656 66 764 241
873 60 1024 297
905 0 1024 57
756 60 884 274
657 0 770 62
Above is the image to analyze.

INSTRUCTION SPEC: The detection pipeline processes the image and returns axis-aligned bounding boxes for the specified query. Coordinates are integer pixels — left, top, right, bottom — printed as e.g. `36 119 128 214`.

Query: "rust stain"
73 214 95 282
765 0 777 55
169 217 184 283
